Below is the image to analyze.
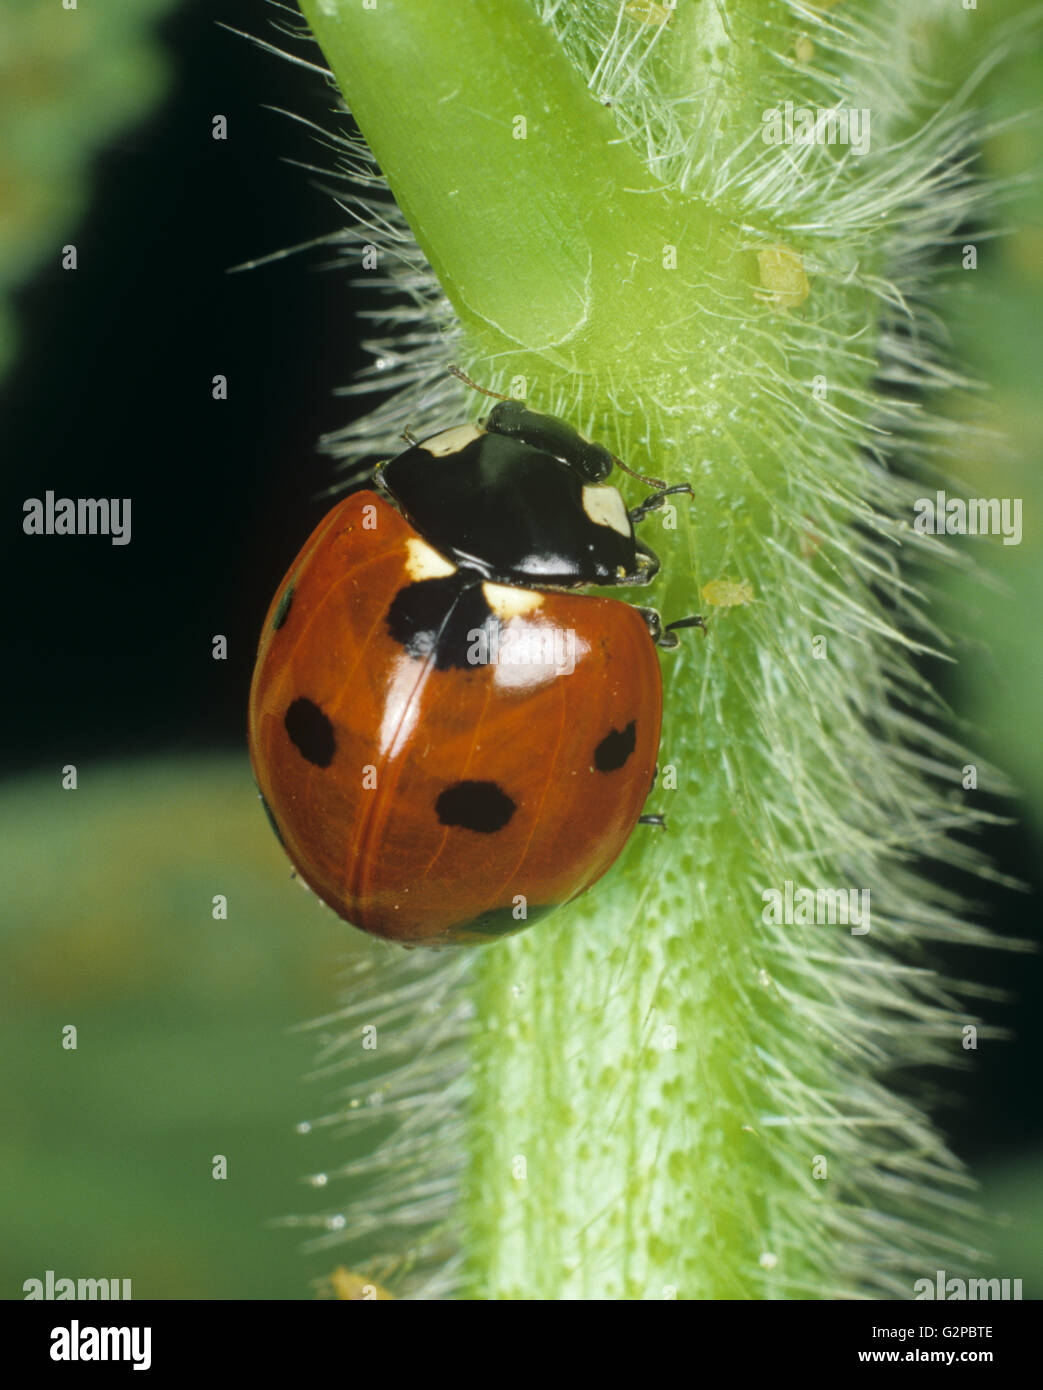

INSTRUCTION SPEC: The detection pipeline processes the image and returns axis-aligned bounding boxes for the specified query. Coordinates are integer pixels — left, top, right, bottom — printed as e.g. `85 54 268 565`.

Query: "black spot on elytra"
258 792 285 847
436 780 516 833
594 720 636 773
284 697 336 768
386 573 499 670
272 584 295 631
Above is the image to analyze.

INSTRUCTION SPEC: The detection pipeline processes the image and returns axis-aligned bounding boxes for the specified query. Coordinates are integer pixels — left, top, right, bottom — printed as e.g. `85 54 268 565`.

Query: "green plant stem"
300 0 738 370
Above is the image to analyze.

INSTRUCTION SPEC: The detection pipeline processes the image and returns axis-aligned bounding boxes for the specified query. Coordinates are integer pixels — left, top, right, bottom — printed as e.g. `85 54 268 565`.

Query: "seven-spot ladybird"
248 386 697 945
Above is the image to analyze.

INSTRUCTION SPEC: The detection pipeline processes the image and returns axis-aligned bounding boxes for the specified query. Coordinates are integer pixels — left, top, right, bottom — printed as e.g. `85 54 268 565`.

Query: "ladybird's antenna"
614 457 669 490
446 364 689 498
609 451 672 492
447 364 512 402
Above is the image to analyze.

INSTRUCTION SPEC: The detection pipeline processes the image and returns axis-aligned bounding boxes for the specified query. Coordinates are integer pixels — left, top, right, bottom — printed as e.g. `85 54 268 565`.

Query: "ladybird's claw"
401 427 419 445
665 615 706 637
638 813 667 829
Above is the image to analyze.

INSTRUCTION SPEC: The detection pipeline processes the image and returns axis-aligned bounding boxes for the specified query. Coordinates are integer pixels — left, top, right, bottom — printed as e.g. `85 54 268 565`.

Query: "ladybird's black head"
483 401 614 484
376 413 660 590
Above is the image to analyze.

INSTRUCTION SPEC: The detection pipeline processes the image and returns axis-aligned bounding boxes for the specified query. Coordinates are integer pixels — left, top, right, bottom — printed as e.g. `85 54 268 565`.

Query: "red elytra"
248 490 662 945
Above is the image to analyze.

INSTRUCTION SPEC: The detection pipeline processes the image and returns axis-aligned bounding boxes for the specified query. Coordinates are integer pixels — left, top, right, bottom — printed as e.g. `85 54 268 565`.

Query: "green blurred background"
1 0 1040 1298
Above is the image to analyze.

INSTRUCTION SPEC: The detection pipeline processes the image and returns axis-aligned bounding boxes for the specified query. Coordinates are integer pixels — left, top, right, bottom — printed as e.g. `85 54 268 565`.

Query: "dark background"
1 0 1039 1287
2 0 368 772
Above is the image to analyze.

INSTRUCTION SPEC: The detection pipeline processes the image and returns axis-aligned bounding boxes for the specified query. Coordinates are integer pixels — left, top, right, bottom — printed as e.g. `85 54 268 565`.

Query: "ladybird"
248 387 696 945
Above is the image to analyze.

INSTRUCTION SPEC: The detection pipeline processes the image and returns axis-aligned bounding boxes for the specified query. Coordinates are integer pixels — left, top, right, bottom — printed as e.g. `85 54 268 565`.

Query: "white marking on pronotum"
482 583 544 618
581 484 631 536
418 424 483 456
404 537 456 581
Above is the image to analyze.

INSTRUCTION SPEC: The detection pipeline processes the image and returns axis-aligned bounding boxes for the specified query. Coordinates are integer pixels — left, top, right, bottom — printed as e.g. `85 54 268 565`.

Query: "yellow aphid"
794 35 815 64
330 1267 394 1301
755 244 810 309
625 1 674 25
700 579 754 608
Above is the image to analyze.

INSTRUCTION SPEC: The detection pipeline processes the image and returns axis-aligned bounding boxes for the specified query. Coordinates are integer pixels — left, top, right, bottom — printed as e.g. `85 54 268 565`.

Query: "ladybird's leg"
639 762 667 828
628 483 695 524
634 606 705 649
624 614 695 826
635 606 668 646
